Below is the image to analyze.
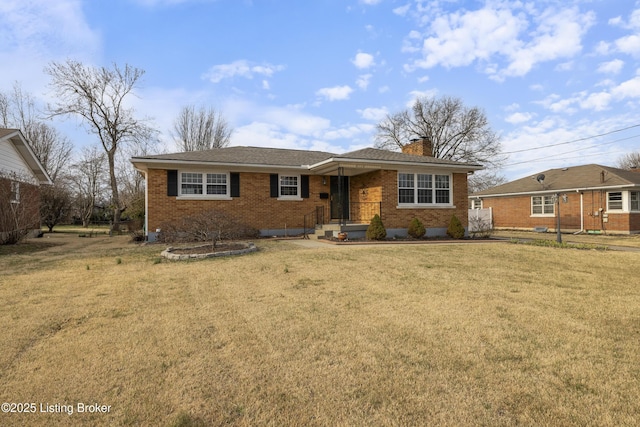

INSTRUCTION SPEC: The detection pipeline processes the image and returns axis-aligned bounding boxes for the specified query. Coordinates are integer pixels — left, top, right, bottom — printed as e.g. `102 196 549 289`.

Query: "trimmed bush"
447 214 465 239
407 217 426 239
157 209 259 249
366 214 386 241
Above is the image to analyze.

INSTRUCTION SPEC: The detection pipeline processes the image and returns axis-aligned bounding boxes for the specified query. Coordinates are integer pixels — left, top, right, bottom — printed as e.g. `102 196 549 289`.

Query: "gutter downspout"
143 170 149 241
574 191 585 234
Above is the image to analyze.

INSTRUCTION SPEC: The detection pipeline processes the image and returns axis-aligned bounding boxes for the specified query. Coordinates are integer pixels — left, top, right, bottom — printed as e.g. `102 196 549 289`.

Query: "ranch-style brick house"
471 164 640 234
0 128 52 240
131 138 482 241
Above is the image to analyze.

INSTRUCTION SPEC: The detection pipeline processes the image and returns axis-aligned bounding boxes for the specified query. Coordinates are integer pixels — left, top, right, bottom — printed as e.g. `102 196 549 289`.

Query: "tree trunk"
107 150 121 232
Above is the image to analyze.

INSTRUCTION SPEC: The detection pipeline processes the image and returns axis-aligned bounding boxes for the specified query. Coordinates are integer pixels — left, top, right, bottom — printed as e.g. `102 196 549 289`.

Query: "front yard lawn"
1 235 638 426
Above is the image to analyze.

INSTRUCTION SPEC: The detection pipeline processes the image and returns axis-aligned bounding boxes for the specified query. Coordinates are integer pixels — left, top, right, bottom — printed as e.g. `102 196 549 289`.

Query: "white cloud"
352 52 375 69
609 16 624 26
500 8 594 79
356 74 372 90
505 112 533 124
203 60 285 83
579 92 612 111
323 124 375 141
393 4 411 17
358 107 388 121
359 0 381 5
406 89 438 107
615 35 640 57
233 122 305 149
316 85 354 101
611 75 640 99
597 59 625 74
555 61 574 72
0 0 100 94
608 9 640 57
133 0 220 6
407 4 594 81
594 41 611 55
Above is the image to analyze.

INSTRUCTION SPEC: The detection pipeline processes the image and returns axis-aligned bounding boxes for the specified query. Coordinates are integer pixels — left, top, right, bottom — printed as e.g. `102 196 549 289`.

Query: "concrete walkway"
288 239 341 248
288 237 640 252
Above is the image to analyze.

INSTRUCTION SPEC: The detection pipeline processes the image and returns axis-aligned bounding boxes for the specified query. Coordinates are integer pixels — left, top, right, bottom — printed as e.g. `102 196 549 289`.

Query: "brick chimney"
402 137 433 157
630 166 640 173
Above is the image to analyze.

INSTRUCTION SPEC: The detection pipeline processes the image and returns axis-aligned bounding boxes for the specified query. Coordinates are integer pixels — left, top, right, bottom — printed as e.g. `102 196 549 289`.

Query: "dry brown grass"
493 229 640 249
1 234 639 426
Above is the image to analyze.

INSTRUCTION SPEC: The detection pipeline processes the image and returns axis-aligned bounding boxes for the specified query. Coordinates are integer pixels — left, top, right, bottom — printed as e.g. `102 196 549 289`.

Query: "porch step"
307 223 369 240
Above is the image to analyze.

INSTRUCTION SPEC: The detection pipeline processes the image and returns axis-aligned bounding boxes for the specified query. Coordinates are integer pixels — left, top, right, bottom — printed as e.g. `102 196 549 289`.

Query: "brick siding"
481 189 638 233
147 169 331 232
147 168 470 233
0 177 41 234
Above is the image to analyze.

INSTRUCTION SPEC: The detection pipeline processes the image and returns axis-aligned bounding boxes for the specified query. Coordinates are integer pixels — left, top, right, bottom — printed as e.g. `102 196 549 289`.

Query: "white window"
179 172 229 198
607 192 623 210
206 173 228 195
630 192 640 211
279 175 299 197
531 196 554 215
398 173 451 206
10 181 20 203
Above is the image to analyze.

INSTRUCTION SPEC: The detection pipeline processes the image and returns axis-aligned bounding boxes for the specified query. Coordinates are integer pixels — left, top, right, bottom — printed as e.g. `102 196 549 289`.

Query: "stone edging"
161 242 257 260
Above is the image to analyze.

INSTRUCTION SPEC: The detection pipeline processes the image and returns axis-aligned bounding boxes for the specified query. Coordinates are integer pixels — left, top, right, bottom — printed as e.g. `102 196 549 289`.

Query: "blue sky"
2 0 640 180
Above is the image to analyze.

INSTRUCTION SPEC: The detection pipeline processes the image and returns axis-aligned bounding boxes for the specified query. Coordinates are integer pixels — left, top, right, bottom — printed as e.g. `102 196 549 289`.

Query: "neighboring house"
131 138 482 241
0 128 52 240
471 164 640 234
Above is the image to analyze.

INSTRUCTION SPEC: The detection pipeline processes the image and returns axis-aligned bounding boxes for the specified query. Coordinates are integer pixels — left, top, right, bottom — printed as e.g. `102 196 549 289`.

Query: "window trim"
177 171 232 200
531 195 555 217
397 172 453 208
607 191 623 211
277 174 302 201
631 191 640 212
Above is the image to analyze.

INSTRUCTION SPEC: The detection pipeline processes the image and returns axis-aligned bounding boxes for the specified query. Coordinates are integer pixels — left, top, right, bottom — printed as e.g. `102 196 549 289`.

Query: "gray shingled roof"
133 146 335 166
336 147 479 166
475 164 640 196
132 145 481 168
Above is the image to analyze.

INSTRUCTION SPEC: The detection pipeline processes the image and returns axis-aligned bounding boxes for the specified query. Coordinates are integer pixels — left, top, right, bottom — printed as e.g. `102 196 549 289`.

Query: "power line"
502 134 640 168
501 123 640 155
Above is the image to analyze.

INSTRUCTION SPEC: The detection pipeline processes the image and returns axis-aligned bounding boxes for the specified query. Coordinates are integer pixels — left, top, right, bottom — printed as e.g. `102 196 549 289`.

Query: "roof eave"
473 183 640 198
309 157 483 173
3 130 52 185
130 157 311 171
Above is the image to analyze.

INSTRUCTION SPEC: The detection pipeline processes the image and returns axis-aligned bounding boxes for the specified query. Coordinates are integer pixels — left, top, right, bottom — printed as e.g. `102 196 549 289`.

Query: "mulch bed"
169 242 248 255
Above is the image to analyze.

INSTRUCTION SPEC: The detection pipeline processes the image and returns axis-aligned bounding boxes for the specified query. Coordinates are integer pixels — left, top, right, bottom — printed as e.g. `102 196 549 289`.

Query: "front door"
330 176 349 220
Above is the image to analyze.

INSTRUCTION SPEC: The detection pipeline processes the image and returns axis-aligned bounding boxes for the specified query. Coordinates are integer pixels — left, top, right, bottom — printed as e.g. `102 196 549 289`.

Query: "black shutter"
167 170 178 196
270 174 278 198
301 175 309 198
230 173 240 197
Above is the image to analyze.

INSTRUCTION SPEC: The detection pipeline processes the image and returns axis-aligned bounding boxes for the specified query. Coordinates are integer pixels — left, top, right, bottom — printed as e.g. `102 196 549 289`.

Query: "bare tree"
117 141 151 222
172 105 233 151
468 170 508 194
0 91 9 126
0 83 73 182
617 151 640 170
376 95 507 194
70 146 108 227
45 59 156 229
375 95 505 168
40 176 73 232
